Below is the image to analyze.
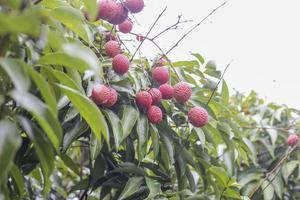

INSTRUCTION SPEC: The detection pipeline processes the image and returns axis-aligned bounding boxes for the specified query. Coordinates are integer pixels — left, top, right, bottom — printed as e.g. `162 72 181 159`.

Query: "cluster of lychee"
135 59 209 127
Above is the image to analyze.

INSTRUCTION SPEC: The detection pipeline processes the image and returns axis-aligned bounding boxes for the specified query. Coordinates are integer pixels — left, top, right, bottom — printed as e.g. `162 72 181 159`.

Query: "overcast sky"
124 0 300 109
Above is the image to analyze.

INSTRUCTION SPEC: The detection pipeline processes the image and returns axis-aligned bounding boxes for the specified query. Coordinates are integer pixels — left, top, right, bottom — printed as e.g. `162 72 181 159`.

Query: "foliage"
0 0 299 200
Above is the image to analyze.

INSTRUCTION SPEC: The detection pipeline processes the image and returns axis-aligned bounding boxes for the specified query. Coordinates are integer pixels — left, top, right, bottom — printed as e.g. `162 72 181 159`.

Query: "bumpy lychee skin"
287 134 299 146
124 0 144 13
118 19 133 33
174 82 192 103
152 66 169 84
108 3 128 25
148 88 162 105
136 91 153 110
98 0 118 21
105 40 121 58
112 54 129 75
158 84 174 100
103 87 118 107
188 107 209 127
147 106 163 124
91 84 111 105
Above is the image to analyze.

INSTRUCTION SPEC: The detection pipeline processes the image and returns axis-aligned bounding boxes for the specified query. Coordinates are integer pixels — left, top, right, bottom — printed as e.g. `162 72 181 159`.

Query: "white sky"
125 0 300 109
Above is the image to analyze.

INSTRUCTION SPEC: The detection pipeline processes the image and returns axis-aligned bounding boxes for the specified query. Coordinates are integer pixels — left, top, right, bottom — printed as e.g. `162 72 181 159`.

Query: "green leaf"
145 177 161 199
121 105 139 142
103 109 123 149
83 0 98 21
27 67 57 115
262 181 274 200
39 43 102 77
57 84 109 146
0 58 30 92
0 120 21 185
191 53 205 65
221 80 229 104
9 164 24 198
0 9 41 36
40 0 70 8
10 90 62 149
118 177 144 200
136 115 149 159
50 6 92 43
223 188 241 199
193 127 205 150
209 166 229 187
282 160 298 183
18 117 55 191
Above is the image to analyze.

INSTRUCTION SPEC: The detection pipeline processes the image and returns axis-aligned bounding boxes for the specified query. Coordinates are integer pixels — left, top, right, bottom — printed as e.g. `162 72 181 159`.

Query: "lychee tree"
0 0 299 200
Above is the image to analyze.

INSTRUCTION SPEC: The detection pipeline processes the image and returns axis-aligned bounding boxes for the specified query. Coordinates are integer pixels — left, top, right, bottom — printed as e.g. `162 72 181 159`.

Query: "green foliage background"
0 0 300 199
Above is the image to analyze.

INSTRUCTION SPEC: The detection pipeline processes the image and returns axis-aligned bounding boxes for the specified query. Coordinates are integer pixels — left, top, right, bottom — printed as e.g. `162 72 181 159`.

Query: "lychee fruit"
148 88 162 105
136 91 152 110
112 54 129 75
158 84 174 100
152 66 169 84
147 106 163 124
105 40 121 58
124 0 144 13
188 107 209 127
118 19 133 33
136 34 145 42
174 82 192 103
98 0 118 21
287 134 299 146
91 84 111 105
103 87 118 107
108 3 128 25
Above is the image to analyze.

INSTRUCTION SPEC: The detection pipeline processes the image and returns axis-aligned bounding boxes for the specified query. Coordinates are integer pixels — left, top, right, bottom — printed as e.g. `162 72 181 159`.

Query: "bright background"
125 0 300 109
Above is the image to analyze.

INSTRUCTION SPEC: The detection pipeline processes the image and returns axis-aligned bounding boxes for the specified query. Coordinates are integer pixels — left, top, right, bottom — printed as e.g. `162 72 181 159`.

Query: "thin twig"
116 34 132 55
151 15 193 40
205 60 232 108
248 141 300 198
130 6 167 61
165 1 229 56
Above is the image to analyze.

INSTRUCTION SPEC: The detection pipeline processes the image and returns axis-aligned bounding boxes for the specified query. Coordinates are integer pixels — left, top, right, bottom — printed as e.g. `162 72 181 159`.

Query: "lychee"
108 3 128 25
103 87 118 107
98 0 118 21
158 84 174 100
147 106 163 124
136 91 152 110
105 40 121 58
118 19 133 33
287 134 299 146
148 88 162 105
152 66 169 84
112 54 129 75
174 82 192 103
136 34 145 42
124 0 144 13
188 107 209 127
91 84 111 105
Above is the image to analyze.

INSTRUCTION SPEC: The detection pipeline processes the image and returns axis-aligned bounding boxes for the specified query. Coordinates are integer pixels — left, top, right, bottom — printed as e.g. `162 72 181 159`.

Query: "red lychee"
287 134 299 146
152 66 169 84
188 107 209 127
98 0 118 21
148 88 162 105
91 84 111 105
118 19 133 33
108 3 128 25
105 40 121 58
103 87 118 107
174 82 192 103
136 91 152 110
136 34 144 42
124 0 144 13
147 106 163 124
112 54 129 75
158 84 174 100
